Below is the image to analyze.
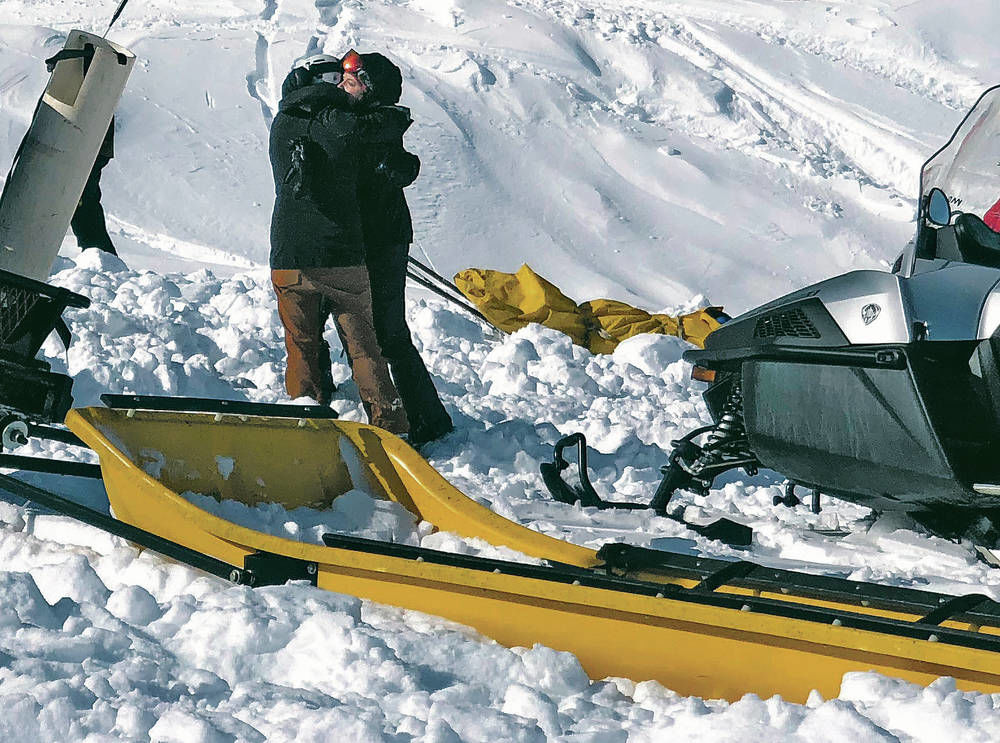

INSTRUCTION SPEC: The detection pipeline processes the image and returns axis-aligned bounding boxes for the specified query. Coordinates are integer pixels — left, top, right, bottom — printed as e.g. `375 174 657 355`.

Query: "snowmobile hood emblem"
861 303 881 325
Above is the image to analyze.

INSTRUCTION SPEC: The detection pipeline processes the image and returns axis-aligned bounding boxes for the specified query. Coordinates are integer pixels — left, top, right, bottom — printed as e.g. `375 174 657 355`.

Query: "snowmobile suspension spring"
705 381 747 449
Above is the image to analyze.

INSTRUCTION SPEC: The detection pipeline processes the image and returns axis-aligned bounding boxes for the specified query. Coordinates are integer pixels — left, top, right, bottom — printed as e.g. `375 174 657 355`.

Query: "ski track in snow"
2 0 1000 738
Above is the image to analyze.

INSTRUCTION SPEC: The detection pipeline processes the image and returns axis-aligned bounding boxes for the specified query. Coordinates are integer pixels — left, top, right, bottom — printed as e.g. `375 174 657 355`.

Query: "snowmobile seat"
953 212 1000 269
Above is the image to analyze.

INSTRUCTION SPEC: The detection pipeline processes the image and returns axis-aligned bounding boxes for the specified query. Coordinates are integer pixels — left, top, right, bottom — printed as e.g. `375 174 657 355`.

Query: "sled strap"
693 560 757 592
596 543 684 572
919 594 993 626
54 317 72 351
44 46 128 73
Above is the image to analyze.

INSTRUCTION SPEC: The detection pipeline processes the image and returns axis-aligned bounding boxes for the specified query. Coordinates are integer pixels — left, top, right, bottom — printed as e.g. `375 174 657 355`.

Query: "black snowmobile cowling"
542 84 1000 544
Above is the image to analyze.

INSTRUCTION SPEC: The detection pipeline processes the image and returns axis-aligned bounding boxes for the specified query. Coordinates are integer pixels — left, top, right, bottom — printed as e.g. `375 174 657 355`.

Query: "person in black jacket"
269 62 410 433
338 51 453 446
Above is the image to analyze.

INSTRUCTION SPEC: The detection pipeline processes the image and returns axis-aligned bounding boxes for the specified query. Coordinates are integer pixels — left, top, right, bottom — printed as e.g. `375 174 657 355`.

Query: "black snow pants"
367 243 452 443
70 155 117 255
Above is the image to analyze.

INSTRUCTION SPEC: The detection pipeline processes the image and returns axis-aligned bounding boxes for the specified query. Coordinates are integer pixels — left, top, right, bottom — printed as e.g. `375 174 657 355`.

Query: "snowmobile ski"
540 431 752 546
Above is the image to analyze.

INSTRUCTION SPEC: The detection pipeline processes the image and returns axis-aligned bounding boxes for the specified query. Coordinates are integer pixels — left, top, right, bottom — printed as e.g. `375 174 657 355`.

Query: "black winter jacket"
357 105 419 252
268 84 413 269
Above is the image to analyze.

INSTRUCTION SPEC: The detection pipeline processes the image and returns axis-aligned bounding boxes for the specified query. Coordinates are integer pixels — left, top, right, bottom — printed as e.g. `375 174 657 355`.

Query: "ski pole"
104 0 132 37
405 269 503 335
406 256 477 307
407 256 460 293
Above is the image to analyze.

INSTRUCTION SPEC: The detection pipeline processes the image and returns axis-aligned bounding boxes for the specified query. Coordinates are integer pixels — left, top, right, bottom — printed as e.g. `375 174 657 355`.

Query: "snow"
0 0 999 739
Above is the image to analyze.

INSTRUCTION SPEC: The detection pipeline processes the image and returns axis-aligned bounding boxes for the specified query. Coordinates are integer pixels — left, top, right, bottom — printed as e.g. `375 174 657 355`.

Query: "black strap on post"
44 47 94 73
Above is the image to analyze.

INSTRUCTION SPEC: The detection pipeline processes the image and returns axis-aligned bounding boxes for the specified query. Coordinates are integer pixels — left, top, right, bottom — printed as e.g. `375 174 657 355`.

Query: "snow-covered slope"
2 0 1000 739
3 0 993 309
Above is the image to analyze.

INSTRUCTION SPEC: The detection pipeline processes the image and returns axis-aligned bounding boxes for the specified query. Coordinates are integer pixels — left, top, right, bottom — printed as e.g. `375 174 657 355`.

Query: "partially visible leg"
368 245 452 442
308 266 408 434
71 155 117 255
271 269 326 401
317 298 337 401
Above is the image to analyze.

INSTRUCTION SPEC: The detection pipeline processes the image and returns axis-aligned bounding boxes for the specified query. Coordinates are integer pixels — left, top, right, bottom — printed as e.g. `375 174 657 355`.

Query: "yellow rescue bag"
453 264 724 351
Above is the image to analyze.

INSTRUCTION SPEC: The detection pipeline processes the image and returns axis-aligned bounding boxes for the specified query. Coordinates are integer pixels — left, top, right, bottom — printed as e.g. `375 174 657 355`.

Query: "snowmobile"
543 85 1000 544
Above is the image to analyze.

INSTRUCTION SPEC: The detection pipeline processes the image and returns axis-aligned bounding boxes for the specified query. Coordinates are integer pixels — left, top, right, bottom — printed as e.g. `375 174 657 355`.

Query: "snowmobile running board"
41 405 1000 701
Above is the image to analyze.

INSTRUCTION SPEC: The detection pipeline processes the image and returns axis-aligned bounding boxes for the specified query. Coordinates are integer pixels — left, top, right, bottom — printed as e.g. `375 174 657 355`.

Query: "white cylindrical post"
0 30 135 281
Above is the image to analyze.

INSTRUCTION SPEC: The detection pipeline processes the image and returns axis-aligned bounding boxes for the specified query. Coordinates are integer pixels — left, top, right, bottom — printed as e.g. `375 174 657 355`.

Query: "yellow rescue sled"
57 403 1000 703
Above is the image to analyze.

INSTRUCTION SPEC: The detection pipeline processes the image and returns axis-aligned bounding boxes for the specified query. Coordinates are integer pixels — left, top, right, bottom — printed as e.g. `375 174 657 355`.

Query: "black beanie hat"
360 52 403 105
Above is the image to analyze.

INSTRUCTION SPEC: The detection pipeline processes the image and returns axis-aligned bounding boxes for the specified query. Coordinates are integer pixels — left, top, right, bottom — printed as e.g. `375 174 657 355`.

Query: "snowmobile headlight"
691 365 716 383
978 289 1000 338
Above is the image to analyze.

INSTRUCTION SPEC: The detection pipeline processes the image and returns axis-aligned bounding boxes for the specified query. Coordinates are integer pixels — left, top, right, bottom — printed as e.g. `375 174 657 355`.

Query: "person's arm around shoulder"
352 104 413 144
307 86 365 154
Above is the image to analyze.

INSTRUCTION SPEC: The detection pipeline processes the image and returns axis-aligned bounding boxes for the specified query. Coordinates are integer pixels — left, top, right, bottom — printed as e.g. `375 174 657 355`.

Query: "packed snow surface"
2 0 1000 739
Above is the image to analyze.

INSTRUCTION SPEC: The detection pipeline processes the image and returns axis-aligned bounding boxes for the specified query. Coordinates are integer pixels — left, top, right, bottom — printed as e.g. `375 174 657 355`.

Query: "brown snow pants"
271 266 408 434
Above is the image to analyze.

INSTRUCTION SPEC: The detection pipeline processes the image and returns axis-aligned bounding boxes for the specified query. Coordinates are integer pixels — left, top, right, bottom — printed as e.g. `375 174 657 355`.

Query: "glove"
376 149 421 188
281 67 315 98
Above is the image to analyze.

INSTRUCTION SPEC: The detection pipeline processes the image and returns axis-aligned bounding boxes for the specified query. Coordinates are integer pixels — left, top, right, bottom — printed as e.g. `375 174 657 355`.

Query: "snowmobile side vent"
753 308 821 340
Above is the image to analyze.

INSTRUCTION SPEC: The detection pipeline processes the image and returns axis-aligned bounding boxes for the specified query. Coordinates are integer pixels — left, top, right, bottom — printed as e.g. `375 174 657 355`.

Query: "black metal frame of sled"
0 268 91 424
0 473 316 588
101 394 338 419
0 469 996 652
322 533 1000 653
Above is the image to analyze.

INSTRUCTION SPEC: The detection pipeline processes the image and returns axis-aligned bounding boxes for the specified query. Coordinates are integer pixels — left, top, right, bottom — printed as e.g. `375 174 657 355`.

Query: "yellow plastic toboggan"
15 401 1000 703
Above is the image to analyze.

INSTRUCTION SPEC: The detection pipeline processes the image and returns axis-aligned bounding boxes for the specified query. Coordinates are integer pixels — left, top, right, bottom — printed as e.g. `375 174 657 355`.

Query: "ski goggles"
341 49 373 90
301 58 342 85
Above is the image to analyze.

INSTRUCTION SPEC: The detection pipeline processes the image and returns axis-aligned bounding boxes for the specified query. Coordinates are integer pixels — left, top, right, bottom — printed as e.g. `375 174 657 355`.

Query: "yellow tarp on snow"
453 264 723 352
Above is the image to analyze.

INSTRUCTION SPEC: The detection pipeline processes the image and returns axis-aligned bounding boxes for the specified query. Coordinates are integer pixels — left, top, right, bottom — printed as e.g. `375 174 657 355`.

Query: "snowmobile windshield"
921 86 1000 225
